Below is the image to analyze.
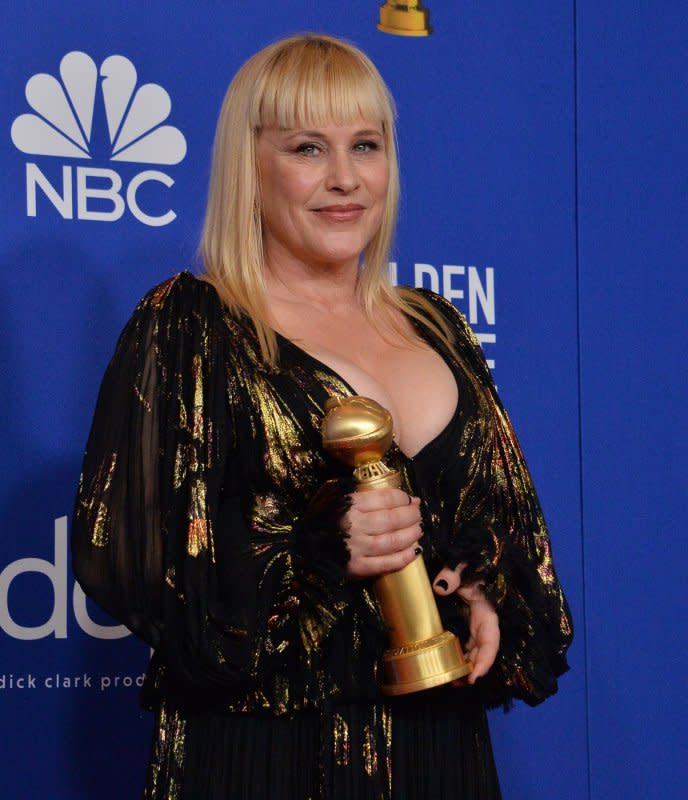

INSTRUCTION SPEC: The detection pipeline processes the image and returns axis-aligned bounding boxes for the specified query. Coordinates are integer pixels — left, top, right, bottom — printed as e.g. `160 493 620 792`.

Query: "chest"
226 314 486 540
278 318 459 460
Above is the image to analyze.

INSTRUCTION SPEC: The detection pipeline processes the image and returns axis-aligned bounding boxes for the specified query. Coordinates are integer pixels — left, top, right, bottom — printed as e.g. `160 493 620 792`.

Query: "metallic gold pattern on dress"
149 277 175 309
332 712 351 767
73 274 572 800
254 375 304 484
191 354 204 442
164 566 176 589
134 382 153 412
362 721 378 777
382 704 393 797
92 501 109 547
84 452 117 547
144 700 186 800
173 444 187 490
186 518 208 557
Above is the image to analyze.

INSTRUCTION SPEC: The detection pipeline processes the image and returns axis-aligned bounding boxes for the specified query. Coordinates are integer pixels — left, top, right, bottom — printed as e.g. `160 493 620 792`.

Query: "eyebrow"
281 128 383 140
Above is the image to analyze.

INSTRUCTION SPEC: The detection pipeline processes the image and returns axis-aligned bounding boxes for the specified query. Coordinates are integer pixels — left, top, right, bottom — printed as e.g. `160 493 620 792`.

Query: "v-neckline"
275 316 462 464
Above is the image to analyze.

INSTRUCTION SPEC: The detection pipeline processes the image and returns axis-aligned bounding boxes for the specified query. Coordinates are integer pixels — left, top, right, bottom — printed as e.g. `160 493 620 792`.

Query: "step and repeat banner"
6 2 682 799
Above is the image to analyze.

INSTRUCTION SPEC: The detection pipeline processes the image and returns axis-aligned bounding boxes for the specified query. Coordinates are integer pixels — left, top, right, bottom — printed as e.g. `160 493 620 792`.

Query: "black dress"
72 273 572 799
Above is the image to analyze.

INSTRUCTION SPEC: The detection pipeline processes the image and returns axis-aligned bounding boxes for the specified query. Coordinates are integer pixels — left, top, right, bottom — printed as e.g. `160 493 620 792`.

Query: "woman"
73 34 572 799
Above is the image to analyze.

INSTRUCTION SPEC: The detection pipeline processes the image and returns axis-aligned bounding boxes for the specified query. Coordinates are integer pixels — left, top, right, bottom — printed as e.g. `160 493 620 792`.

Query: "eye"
294 142 322 156
353 140 380 153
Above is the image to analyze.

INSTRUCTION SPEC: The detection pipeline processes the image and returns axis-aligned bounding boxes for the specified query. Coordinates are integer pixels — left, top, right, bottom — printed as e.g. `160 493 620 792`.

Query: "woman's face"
256 119 390 273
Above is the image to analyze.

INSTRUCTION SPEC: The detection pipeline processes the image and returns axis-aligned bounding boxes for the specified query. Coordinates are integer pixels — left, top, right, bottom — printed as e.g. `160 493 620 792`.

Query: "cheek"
287 169 320 203
272 172 319 222
260 171 318 242
366 162 390 207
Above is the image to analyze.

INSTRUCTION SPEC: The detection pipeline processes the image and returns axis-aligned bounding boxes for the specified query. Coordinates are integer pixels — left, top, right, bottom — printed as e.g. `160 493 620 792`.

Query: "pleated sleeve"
72 273 356 700
419 290 573 709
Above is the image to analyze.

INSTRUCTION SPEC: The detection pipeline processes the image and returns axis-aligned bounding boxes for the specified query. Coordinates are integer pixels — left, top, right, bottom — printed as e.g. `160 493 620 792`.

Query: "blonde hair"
200 33 454 363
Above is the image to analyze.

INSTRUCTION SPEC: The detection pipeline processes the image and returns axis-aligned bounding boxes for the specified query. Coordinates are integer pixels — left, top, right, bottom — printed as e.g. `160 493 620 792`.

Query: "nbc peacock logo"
10 51 187 227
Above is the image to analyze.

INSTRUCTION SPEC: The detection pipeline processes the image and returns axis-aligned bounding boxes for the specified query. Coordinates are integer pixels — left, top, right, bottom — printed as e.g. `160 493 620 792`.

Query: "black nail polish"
414 546 423 555
435 578 449 591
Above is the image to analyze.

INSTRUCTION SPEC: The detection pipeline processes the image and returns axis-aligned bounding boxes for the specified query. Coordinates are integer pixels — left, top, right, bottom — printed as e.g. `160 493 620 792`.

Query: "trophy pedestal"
378 2 431 37
382 630 471 695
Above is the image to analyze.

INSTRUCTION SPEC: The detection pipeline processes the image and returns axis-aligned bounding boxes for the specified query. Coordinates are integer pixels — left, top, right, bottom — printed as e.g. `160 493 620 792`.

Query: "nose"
325 148 360 193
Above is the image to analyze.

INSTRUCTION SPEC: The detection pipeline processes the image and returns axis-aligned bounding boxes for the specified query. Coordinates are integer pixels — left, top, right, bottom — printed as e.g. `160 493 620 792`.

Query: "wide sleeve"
419 290 573 709
72 273 357 698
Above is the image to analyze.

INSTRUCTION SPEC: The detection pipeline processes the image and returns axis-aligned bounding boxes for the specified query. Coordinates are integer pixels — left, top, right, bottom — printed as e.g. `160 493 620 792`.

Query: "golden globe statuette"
378 1 431 37
322 396 471 695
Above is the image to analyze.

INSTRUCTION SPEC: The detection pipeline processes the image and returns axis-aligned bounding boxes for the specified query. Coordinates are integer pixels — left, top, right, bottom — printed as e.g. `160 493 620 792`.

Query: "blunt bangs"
249 37 396 132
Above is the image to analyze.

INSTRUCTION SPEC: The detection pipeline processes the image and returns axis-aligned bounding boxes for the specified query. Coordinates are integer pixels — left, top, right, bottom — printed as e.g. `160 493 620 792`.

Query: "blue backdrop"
1 2 685 798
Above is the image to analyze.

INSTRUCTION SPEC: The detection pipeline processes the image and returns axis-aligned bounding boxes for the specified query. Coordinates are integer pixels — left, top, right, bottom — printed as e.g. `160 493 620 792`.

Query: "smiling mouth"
313 204 366 221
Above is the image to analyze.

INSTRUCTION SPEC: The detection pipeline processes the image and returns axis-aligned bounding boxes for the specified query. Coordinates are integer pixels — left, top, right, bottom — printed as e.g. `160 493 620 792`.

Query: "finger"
350 489 420 513
348 543 420 578
349 504 422 540
432 566 461 595
451 638 476 688
466 633 500 684
350 501 420 534
467 650 492 682
345 528 421 569
362 524 423 557
465 639 478 669
457 583 488 606
454 561 467 587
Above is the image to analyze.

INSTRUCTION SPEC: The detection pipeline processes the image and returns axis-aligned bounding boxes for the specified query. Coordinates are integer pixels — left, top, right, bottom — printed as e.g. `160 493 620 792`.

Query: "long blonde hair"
200 33 454 363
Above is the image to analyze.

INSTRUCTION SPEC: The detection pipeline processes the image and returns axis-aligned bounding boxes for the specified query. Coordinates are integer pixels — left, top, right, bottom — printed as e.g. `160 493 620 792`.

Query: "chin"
315 250 365 268
312 238 370 265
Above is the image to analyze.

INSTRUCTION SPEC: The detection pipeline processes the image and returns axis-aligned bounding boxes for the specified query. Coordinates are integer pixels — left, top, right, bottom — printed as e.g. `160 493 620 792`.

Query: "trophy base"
378 4 431 37
381 630 472 696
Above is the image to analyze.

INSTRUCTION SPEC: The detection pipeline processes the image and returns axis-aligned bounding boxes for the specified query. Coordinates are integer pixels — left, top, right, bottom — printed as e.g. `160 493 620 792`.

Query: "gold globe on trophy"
378 1 432 37
322 396 471 695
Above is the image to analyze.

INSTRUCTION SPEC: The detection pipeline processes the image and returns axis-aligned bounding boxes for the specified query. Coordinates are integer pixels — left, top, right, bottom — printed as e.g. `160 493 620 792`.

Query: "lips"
313 204 365 221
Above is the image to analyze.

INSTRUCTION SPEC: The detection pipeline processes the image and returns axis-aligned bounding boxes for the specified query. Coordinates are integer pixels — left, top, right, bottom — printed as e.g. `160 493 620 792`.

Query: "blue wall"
577 2 688 797
0 2 685 797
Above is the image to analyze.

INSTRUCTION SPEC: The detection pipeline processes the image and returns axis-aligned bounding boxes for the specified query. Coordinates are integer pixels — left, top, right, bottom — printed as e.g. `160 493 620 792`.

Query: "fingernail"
414 546 423 555
435 579 449 591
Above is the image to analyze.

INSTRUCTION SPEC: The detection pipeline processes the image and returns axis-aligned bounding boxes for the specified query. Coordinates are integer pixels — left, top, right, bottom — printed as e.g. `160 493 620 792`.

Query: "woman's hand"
433 564 500 684
343 489 422 579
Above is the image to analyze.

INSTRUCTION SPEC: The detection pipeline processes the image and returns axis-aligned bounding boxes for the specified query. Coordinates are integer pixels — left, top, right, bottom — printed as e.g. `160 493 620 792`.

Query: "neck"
264 248 361 311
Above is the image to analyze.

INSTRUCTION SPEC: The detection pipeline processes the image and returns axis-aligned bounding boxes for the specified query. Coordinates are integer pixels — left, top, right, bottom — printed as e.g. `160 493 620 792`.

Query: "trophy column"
322 396 471 695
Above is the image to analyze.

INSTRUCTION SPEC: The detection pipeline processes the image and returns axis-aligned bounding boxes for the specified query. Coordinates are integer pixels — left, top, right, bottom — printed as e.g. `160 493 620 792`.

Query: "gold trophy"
322 396 471 695
377 1 432 37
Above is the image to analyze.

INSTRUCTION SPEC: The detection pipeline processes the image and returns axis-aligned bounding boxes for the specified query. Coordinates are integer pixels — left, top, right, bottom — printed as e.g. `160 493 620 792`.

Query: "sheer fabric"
73 273 572 798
